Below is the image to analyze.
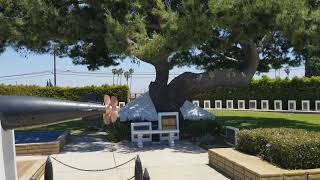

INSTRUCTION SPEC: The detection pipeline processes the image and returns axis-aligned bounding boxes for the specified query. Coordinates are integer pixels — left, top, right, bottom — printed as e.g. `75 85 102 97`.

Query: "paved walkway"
17 131 229 180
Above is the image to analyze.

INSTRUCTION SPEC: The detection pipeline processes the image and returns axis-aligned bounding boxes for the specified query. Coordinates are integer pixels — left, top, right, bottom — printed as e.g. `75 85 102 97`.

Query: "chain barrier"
50 155 137 172
127 175 135 180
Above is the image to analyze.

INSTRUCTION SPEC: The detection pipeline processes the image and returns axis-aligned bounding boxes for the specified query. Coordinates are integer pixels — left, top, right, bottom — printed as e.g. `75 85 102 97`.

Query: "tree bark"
148 41 259 115
149 60 173 112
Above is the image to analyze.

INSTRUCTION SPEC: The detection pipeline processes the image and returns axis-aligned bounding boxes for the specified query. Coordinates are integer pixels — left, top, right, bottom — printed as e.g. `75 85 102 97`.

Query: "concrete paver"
17 131 229 180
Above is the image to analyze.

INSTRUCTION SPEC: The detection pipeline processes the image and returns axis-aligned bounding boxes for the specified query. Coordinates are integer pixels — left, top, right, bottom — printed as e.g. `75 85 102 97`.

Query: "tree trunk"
148 42 259 117
148 60 186 129
149 61 174 112
130 76 133 91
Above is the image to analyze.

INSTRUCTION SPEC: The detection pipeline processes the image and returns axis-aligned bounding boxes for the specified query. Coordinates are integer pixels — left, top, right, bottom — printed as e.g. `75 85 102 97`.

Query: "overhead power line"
56 70 182 76
0 71 51 79
0 73 52 82
0 66 305 82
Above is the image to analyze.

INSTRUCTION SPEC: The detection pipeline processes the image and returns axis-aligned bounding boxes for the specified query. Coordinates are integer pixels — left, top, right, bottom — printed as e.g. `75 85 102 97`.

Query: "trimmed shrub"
236 128 320 170
192 76 320 110
0 84 129 102
104 121 130 142
181 120 218 138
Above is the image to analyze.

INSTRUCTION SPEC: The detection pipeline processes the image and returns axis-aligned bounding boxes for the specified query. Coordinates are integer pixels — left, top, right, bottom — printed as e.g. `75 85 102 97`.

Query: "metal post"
135 155 143 180
53 46 57 86
143 168 150 180
44 156 53 180
0 113 18 180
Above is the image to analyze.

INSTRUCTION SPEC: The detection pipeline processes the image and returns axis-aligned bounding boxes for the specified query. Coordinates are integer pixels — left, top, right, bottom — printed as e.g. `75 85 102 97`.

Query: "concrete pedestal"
0 114 18 180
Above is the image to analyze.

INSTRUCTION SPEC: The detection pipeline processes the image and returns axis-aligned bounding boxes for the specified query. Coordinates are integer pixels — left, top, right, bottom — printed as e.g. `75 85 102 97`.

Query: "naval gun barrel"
0 96 105 130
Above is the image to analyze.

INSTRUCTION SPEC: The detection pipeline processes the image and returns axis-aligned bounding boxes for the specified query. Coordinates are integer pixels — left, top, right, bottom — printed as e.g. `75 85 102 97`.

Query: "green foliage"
3 0 317 73
172 0 317 73
0 0 211 68
193 76 320 110
104 121 130 142
306 56 320 77
0 84 129 102
211 110 320 131
236 128 320 169
181 120 218 138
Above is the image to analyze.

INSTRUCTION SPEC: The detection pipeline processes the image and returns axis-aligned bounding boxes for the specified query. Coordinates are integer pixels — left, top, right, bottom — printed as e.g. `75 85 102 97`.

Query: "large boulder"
119 92 215 121
180 101 215 121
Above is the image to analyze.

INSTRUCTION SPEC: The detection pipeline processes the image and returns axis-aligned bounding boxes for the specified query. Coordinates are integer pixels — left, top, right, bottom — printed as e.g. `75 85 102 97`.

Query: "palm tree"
118 68 124 85
112 68 117 85
128 68 134 90
124 71 130 86
284 66 290 78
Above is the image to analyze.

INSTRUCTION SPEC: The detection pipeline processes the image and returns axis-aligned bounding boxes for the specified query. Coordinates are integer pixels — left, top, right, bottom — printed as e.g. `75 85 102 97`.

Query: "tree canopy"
1 0 319 111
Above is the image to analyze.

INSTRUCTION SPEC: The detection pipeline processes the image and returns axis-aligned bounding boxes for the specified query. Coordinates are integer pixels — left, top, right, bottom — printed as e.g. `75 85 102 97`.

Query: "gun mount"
0 95 108 180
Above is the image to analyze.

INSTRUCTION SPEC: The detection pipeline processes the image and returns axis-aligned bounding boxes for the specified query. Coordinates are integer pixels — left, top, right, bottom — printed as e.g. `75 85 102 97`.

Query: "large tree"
0 0 319 116
303 0 320 77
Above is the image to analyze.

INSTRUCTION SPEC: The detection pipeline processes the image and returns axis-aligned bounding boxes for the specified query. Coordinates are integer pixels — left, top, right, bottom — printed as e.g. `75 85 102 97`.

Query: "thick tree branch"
167 41 258 104
168 69 251 102
224 55 239 62
257 32 272 53
241 42 259 75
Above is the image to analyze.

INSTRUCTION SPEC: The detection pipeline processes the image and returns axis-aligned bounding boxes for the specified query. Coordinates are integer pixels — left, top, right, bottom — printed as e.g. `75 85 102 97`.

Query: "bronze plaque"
161 115 177 130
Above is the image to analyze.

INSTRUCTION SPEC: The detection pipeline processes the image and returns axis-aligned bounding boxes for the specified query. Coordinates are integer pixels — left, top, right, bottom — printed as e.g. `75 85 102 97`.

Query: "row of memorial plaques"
192 100 320 111
119 102 126 108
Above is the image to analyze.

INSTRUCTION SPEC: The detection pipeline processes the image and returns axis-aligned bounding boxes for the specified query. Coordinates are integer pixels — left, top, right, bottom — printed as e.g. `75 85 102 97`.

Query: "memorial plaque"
119 102 126 108
215 100 222 109
249 100 257 109
192 100 200 107
302 100 310 111
131 122 152 142
204 100 211 109
225 126 239 146
161 115 177 130
261 100 269 110
288 100 296 111
227 100 233 109
316 101 320 111
274 100 282 110
158 112 179 141
238 100 245 109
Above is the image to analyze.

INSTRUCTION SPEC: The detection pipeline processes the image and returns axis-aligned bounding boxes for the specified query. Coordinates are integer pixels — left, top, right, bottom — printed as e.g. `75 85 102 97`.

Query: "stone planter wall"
208 148 320 180
16 131 69 156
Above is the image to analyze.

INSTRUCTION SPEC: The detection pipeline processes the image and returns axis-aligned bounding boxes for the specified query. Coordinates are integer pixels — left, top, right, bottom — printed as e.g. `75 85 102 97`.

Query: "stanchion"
44 156 53 180
143 168 150 180
134 155 143 180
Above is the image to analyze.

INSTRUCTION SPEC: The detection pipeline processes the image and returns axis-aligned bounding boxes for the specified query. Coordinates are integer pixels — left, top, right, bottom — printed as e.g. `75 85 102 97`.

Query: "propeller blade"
111 111 118 123
105 105 112 114
104 95 111 105
110 96 118 107
103 113 111 125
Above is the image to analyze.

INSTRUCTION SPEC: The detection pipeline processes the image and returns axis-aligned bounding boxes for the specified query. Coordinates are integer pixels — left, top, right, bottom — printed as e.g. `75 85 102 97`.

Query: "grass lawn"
18 118 104 132
209 110 320 131
20 110 320 132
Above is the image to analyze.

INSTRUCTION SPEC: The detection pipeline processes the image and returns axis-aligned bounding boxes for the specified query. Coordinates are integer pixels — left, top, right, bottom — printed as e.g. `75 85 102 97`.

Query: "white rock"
180 101 215 121
119 92 215 121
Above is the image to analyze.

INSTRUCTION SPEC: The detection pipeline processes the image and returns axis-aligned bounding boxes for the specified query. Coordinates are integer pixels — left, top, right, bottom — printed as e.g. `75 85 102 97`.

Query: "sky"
0 48 305 93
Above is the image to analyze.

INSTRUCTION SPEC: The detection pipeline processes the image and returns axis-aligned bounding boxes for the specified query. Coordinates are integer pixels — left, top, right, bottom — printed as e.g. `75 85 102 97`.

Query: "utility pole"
53 46 57 86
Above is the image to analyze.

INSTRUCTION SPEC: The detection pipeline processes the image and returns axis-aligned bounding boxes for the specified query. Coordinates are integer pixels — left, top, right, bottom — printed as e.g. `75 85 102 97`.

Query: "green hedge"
104 121 130 142
181 120 218 138
0 84 129 103
193 76 320 110
236 128 320 170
